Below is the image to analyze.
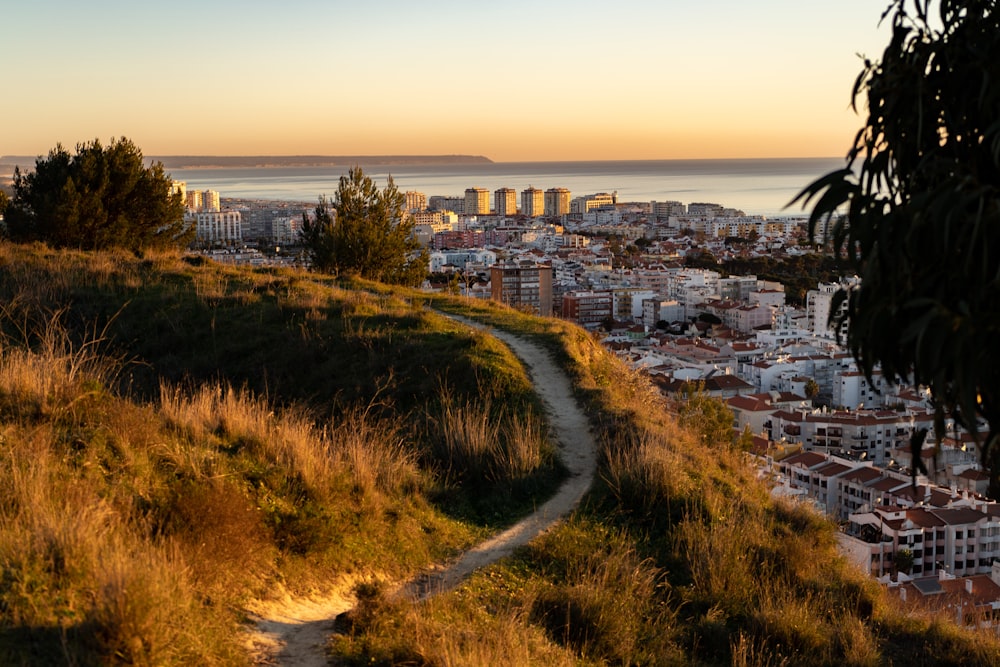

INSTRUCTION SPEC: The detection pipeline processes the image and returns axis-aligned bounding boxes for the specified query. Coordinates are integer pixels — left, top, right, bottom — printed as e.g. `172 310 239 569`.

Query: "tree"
4 138 189 250
0 190 9 216
804 379 820 400
675 382 736 449
894 547 914 578
794 1 1000 496
301 167 427 286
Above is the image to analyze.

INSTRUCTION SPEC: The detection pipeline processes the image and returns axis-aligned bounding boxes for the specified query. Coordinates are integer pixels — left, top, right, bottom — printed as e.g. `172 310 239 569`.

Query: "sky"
3 0 892 162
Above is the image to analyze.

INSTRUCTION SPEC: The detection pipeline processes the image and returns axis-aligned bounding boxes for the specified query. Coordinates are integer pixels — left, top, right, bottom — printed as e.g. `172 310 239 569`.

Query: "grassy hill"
0 243 997 665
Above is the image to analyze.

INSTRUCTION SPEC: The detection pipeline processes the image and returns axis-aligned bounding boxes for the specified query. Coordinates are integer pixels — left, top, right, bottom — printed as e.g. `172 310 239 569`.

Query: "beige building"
494 187 517 217
521 187 544 217
405 191 427 212
464 188 490 215
544 187 571 217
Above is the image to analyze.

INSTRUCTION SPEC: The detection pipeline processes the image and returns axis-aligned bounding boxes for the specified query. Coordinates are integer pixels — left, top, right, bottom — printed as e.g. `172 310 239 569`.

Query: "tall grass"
432 394 548 486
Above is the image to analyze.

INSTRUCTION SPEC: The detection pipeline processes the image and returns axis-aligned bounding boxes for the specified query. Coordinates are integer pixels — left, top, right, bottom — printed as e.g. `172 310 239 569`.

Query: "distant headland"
0 155 493 176
151 155 494 169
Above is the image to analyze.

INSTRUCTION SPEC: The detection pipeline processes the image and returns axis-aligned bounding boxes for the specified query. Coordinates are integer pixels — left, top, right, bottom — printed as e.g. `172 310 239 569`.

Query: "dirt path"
246 317 597 665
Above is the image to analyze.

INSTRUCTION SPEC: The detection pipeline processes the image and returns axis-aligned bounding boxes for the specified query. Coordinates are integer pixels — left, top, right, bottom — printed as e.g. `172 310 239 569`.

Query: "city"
175 176 1000 620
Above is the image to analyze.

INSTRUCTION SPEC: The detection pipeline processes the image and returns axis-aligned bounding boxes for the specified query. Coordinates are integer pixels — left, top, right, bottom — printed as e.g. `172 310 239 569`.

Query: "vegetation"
0 244 559 664
301 166 428 286
795 0 1000 495
3 138 189 251
0 244 998 664
335 294 1000 666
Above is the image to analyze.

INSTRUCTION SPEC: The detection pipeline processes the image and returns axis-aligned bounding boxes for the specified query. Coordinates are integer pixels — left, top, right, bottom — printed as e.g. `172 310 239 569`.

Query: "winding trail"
245 317 598 666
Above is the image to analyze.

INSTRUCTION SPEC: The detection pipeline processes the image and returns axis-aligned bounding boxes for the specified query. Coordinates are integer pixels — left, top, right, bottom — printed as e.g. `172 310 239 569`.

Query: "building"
193 210 242 244
490 261 553 316
464 188 490 215
651 200 686 217
570 192 617 214
562 290 613 327
806 279 858 340
521 187 544 217
429 195 464 213
494 188 517 217
405 191 427 213
544 188 571 217
202 189 221 212
273 217 301 245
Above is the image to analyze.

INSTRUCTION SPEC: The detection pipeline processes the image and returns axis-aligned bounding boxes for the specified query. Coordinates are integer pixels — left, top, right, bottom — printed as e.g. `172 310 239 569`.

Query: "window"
969 529 976 538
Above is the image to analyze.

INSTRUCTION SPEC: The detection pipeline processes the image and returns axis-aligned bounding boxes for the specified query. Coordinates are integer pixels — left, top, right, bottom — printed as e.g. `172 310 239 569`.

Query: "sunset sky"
5 1 890 162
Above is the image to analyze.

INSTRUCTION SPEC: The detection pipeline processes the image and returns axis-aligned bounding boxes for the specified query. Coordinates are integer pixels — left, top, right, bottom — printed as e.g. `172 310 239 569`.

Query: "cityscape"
175 172 1000 614
5 0 997 661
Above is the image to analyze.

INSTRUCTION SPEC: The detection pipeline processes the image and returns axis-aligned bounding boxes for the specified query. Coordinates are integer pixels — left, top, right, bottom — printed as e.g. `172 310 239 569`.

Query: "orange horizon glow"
5 1 886 165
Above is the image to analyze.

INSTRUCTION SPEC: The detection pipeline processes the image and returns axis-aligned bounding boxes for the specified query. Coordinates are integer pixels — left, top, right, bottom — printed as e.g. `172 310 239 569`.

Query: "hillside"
0 243 997 665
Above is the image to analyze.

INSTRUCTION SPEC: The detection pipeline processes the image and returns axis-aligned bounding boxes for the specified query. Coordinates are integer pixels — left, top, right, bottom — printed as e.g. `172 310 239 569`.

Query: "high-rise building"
494 188 517 217
490 260 553 316
464 188 490 215
405 191 427 212
186 190 203 211
202 190 221 212
521 187 544 217
544 188 571 217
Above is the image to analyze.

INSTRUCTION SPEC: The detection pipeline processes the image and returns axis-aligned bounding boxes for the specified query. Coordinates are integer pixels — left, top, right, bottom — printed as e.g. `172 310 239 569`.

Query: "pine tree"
5 138 189 250
302 167 427 286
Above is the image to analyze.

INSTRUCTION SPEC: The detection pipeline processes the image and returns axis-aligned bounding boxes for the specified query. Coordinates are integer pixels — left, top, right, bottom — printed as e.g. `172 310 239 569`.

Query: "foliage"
895 547 914 576
0 190 9 215
4 138 189 250
805 378 820 399
794 0 1000 495
675 382 736 448
301 167 428 286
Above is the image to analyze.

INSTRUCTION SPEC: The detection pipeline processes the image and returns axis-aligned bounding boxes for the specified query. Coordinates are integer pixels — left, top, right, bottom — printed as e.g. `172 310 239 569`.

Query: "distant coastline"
0 154 493 176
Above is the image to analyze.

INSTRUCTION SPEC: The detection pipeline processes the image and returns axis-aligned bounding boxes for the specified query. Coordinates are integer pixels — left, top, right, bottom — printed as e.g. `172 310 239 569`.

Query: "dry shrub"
0 429 240 664
433 396 548 485
331 581 576 667
0 309 120 420
162 479 275 602
332 406 421 499
530 546 673 664
159 382 421 503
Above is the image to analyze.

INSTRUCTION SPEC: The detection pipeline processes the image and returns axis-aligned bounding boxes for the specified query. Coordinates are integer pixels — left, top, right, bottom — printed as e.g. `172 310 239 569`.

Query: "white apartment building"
570 192 616 214
806 279 859 339
767 407 935 466
650 200 686 217
194 210 242 243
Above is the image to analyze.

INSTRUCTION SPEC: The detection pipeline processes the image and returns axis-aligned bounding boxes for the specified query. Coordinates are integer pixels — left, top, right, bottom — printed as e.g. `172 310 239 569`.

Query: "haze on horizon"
5 1 889 163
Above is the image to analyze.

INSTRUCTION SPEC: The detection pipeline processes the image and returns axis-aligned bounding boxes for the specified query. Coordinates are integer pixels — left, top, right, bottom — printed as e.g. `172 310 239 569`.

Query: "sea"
165 157 844 219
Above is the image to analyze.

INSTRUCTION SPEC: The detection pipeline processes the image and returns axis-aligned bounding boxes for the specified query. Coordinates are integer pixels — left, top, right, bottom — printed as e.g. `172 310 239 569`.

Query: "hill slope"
0 243 996 665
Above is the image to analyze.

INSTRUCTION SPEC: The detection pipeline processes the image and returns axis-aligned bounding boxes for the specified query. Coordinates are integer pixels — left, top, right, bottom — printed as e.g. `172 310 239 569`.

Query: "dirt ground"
245 317 597 665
